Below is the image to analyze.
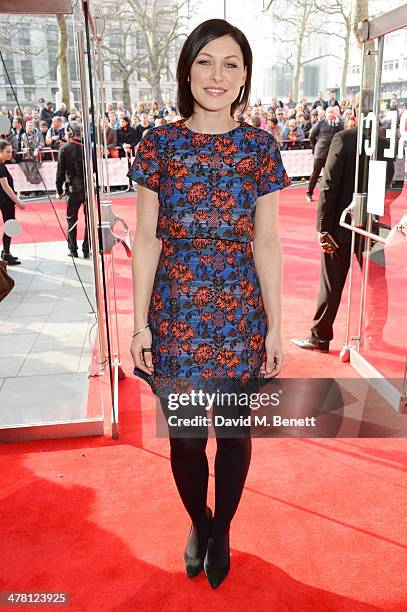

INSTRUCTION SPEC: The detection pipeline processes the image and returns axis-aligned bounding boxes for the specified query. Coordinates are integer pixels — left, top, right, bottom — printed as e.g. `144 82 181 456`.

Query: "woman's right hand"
130 327 154 375
16 200 25 209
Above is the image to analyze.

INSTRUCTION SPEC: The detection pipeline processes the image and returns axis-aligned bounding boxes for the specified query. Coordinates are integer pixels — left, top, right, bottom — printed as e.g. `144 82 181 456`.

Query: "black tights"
169 433 252 537
160 395 252 554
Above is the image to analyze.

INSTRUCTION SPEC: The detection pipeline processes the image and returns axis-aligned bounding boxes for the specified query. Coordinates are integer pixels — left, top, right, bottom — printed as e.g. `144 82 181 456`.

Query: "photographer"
8 116 25 162
55 122 90 259
46 116 66 152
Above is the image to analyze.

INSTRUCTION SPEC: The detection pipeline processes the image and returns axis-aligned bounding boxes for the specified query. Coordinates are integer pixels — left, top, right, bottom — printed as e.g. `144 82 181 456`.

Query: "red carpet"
1 188 406 610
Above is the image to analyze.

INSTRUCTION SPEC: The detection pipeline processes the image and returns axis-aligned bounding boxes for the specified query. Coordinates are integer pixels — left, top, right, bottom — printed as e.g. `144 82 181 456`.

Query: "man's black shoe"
82 252 90 259
68 250 79 258
290 336 330 352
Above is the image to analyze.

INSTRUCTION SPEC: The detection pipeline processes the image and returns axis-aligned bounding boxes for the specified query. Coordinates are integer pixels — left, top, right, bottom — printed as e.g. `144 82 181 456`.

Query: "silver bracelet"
132 324 150 337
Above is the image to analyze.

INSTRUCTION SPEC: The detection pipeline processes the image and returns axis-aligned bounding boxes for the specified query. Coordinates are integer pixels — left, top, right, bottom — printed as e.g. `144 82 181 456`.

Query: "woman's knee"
215 435 252 452
169 435 208 459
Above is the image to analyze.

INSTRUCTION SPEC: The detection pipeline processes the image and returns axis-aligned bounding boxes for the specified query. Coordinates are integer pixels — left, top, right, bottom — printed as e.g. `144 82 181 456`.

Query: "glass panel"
344 37 380 355
0 10 114 440
346 30 407 400
358 30 407 394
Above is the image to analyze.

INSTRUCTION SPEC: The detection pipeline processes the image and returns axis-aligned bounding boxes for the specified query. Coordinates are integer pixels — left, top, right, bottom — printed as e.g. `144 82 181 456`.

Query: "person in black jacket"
116 116 138 157
306 107 343 202
7 116 25 161
134 112 154 144
312 92 327 110
54 103 69 121
326 90 339 108
40 101 55 128
291 127 393 351
56 122 89 258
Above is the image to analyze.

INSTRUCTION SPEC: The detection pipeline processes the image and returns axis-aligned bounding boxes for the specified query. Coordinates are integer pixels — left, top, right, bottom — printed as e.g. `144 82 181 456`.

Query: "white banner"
8 162 57 192
97 158 131 187
9 151 317 194
280 149 314 178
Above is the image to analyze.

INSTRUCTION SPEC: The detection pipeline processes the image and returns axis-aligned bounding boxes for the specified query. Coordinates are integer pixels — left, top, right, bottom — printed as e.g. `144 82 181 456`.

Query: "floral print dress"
129 118 291 398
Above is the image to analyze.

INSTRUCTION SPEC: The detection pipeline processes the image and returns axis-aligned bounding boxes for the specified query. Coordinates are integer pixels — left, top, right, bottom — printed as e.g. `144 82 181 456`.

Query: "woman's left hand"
259 329 284 378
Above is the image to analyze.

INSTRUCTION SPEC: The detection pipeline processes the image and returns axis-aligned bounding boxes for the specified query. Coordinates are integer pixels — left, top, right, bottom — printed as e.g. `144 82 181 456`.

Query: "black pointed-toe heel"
204 532 230 589
184 506 213 578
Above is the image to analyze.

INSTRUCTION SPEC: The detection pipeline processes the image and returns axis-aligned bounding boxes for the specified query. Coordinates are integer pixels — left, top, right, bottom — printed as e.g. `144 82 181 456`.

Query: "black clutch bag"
133 366 154 389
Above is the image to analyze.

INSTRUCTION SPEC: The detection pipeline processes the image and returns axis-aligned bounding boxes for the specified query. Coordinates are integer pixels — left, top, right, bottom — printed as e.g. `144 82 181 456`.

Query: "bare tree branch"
93 0 187 107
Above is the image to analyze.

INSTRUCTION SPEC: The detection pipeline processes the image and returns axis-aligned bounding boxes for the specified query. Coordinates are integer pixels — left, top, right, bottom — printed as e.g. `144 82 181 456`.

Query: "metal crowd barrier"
6 146 316 194
279 138 312 150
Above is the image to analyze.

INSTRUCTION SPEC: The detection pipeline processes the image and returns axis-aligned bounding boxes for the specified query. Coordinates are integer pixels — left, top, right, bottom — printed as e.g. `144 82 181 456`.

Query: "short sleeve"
256 134 291 198
0 163 7 179
128 130 160 193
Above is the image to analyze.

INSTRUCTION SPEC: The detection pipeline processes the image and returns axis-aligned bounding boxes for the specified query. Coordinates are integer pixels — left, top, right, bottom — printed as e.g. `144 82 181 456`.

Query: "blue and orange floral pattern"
129 119 291 397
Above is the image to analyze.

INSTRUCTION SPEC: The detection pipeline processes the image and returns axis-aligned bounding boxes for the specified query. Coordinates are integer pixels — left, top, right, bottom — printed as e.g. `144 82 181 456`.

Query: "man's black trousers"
66 192 89 255
311 241 357 341
307 157 326 196
311 236 388 342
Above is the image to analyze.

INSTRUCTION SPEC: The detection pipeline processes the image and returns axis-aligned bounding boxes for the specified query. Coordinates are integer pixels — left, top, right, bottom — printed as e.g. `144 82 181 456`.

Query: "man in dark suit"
56 122 90 258
306 107 343 202
327 90 339 107
291 127 393 352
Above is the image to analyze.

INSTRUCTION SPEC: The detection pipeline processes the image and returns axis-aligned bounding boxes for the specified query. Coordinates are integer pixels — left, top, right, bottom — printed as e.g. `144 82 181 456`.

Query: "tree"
263 0 328 101
56 15 71 107
351 0 369 45
351 0 375 113
0 14 70 106
315 0 352 99
94 0 187 108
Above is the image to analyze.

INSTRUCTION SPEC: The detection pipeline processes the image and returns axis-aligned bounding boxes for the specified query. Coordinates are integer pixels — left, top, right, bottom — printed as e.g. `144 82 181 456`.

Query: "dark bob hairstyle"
0 139 12 151
176 19 252 119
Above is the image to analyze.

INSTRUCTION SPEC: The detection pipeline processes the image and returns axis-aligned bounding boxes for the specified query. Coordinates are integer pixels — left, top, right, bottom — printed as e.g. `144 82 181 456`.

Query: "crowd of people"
0 89 403 178
0 89 365 164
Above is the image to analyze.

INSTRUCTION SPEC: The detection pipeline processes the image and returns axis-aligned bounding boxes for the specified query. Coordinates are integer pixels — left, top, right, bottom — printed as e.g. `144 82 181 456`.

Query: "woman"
135 101 145 116
296 111 312 138
100 114 118 157
116 116 138 157
129 19 290 589
281 118 305 150
0 140 25 265
13 106 22 119
150 99 161 119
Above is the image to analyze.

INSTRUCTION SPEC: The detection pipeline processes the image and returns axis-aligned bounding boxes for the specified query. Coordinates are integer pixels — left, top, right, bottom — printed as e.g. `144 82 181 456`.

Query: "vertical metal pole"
96 47 111 197
342 41 366 353
353 40 366 197
224 0 226 20
357 35 384 347
76 30 107 366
